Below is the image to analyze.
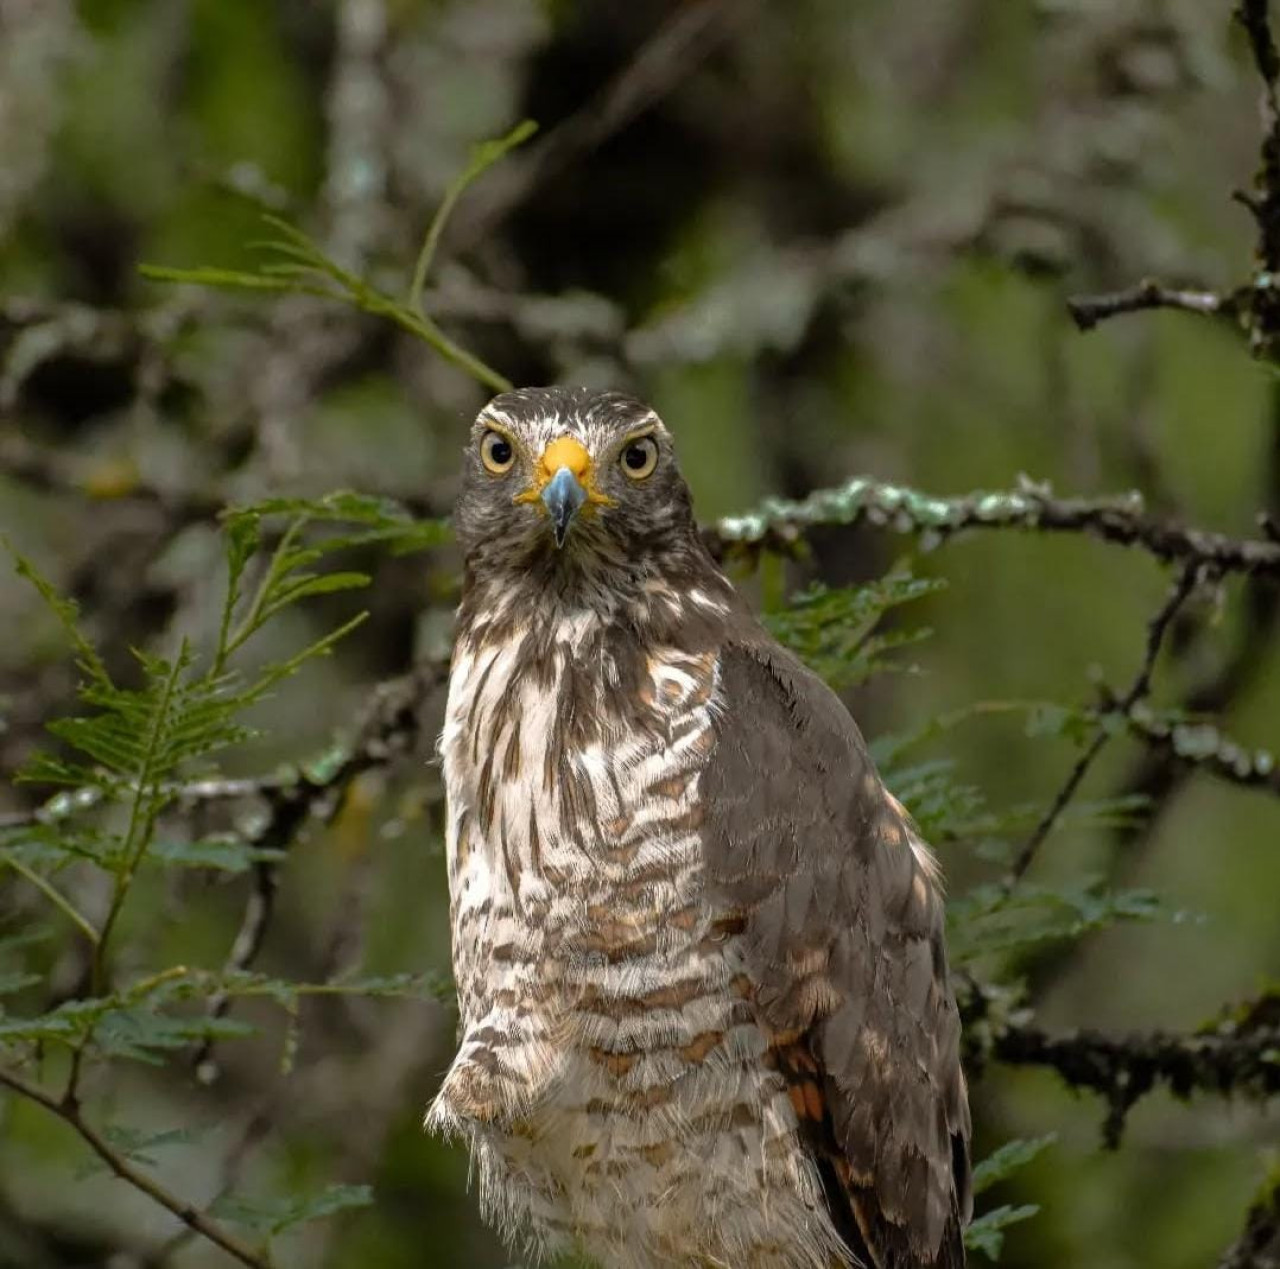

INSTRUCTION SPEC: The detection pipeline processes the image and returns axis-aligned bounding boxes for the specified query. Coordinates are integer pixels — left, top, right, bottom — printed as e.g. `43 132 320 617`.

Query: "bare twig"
0 1067 269 1269
1004 564 1202 885
1066 281 1234 332
1069 3 1280 352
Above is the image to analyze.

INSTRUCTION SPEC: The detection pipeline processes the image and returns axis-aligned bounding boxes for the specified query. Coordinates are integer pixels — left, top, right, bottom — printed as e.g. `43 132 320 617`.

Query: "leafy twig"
0 1067 269 1269
406 120 537 318
141 122 540 396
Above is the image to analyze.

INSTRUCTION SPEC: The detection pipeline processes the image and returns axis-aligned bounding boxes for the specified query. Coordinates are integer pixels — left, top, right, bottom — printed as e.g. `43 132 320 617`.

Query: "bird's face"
454 387 698 576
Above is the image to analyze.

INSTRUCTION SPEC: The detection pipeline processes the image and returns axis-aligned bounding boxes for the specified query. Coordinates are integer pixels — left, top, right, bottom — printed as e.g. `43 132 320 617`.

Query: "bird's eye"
620 436 658 480
480 430 515 474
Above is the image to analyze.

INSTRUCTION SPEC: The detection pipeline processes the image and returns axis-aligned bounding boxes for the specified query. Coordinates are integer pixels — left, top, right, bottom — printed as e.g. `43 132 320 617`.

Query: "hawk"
428 386 971 1269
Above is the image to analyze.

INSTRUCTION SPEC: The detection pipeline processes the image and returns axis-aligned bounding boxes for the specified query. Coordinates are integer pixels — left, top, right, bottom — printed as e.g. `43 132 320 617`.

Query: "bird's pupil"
490 438 511 464
625 444 647 470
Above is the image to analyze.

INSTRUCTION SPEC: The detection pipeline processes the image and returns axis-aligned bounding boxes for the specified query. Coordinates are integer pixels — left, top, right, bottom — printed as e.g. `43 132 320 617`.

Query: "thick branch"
0 1067 269 1269
963 985 1280 1148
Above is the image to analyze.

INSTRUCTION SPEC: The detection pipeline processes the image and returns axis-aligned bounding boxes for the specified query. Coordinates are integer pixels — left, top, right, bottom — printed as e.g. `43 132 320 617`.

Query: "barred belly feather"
429 609 849 1269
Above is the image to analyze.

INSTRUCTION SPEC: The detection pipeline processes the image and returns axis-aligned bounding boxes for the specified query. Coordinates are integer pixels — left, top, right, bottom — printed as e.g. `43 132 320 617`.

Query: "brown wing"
701 636 972 1268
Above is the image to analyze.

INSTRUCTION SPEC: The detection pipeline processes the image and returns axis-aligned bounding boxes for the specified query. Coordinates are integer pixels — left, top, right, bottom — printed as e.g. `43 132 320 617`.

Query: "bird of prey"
428 386 971 1269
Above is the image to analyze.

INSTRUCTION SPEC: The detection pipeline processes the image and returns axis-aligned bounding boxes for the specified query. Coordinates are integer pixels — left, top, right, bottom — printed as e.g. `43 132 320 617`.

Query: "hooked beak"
541 466 588 548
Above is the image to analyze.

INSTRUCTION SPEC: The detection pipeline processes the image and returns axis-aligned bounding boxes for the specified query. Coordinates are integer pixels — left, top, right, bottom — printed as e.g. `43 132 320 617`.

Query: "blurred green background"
1 1 1278 1266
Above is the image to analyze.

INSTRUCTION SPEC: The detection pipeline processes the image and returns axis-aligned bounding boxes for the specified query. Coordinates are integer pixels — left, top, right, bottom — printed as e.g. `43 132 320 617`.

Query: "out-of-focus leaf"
74 1126 200 1178
972 1134 1058 1194
149 837 286 874
965 1204 1041 1260
211 1183 374 1236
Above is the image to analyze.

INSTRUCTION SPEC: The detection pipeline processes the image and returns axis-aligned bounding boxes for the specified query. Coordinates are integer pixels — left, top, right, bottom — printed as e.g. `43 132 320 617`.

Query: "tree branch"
710 476 1280 579
1121 704 1280 798
1067 281 1234 333
1004 565 1202 885
963 984 1280 1148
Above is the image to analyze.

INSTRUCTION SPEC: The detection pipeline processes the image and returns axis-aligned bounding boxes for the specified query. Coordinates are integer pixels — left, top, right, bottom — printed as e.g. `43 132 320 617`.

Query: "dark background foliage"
0 2 1278 1267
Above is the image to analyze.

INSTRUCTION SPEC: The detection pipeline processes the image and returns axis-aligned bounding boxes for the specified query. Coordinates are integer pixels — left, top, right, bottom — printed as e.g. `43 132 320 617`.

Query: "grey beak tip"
541 467 588 547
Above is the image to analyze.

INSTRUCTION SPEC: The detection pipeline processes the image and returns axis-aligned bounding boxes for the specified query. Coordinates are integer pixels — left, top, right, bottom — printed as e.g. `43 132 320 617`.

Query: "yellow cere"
515 436 617 508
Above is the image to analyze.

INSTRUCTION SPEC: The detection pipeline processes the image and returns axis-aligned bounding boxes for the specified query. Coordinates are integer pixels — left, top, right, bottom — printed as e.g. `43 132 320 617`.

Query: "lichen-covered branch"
963 984 1280 1149
1122 704 1280 798
711 476 1280 579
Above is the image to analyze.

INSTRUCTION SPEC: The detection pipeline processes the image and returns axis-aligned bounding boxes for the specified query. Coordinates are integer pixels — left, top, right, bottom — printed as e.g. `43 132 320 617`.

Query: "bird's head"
454 386 699 578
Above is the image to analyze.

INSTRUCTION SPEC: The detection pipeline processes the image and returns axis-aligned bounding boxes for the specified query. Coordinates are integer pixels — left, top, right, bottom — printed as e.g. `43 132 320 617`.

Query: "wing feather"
702 636 971 1268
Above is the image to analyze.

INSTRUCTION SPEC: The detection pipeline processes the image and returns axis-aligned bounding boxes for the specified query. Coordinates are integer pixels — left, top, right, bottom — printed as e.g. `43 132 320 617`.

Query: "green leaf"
765 567 946 690
75 1125 199 1178
972 1134 1057 1194
0 998 102 1046
964 1204 1041 1260
148 836 287 874
137 263 340 299
0 971 42 996
949 879 1164 965
4 547 111 687
94 1009 256 1064
210 1183 374 1236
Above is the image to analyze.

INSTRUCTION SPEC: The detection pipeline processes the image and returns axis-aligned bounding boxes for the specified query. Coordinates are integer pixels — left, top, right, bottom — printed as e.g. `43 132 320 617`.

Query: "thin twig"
0 1067 270 1269
406 121 537 320
0 855 99 945
1004 564 1202 885
1066 281 1233 332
